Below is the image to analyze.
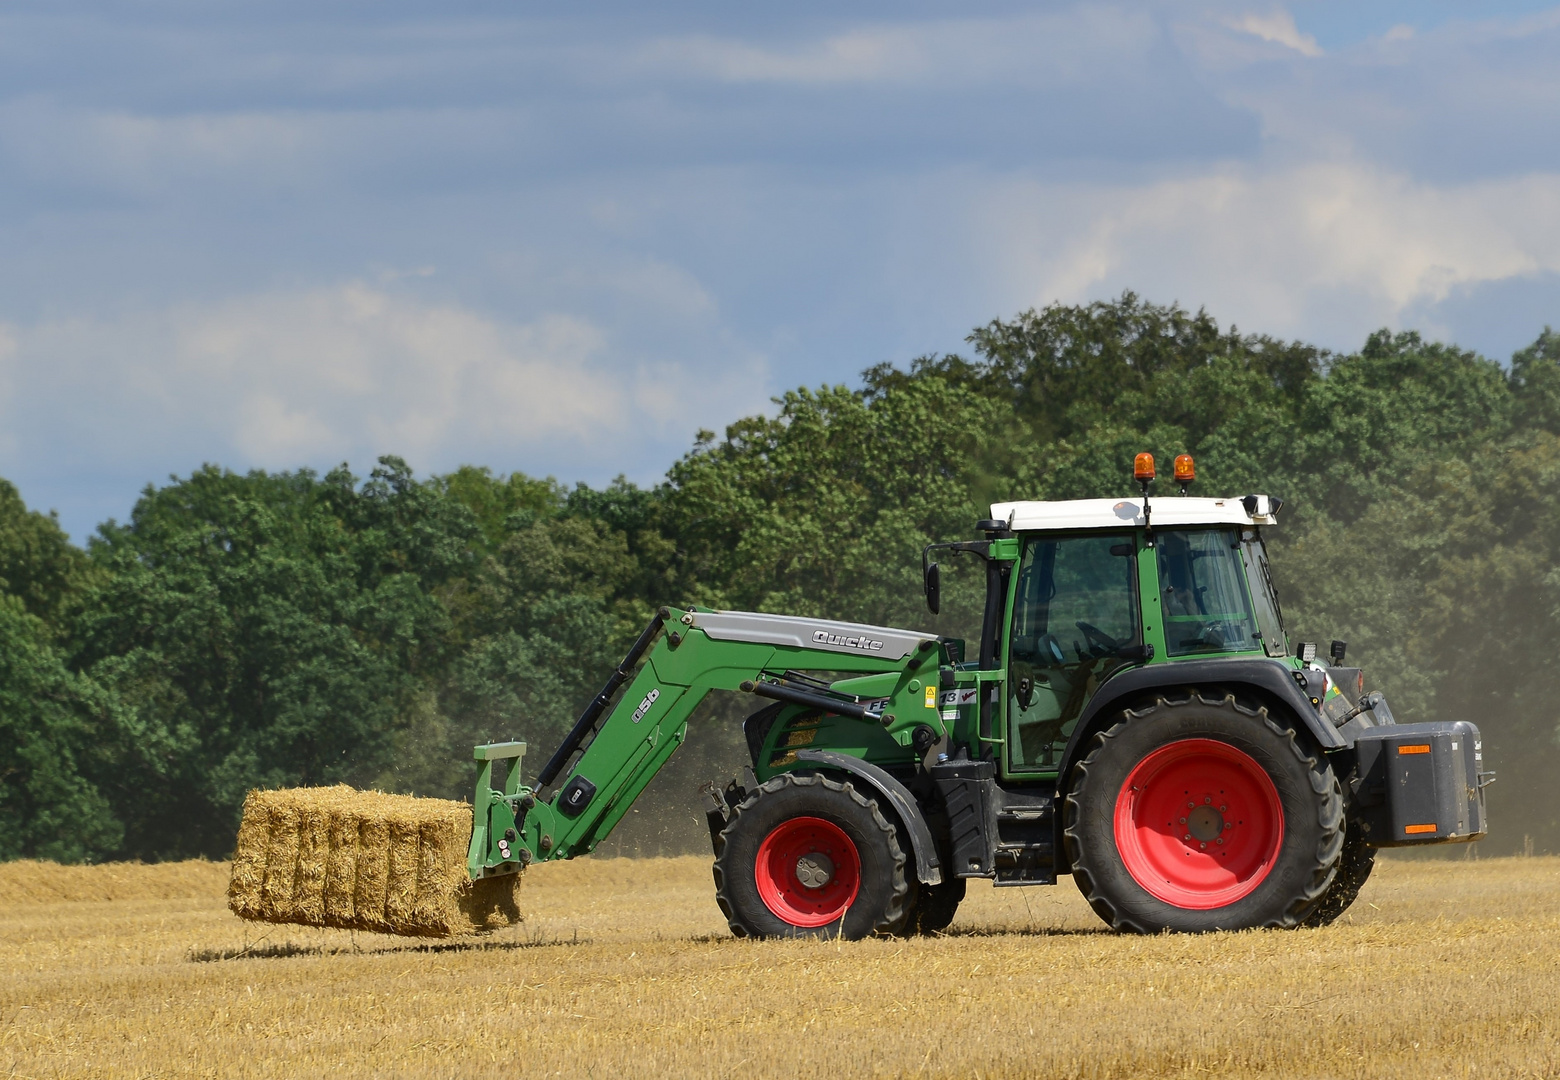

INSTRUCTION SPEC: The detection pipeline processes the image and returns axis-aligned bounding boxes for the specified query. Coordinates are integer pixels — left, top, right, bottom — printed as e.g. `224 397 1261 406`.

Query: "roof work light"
1173 454 1195 495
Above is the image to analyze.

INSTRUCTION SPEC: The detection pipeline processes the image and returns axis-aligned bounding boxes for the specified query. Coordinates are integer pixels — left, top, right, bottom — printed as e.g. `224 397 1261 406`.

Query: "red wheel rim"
754 816 861 927
1113 738 1284 910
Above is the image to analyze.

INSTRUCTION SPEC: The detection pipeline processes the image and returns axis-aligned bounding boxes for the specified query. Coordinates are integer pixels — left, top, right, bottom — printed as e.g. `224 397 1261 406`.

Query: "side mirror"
924 562 941 615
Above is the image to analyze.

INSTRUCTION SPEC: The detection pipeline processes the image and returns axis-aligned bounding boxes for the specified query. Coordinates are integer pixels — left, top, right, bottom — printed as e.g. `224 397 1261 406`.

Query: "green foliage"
663 378 1001 631
433 465 565 551
0 479 97 637
0 597 121 861
70 459 476 859
4 292 1560 860
396 513 646 797
1510 327 1560 434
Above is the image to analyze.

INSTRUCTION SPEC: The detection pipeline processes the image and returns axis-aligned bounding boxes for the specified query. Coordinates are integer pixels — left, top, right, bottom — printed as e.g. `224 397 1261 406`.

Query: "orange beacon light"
1133 452 1156 542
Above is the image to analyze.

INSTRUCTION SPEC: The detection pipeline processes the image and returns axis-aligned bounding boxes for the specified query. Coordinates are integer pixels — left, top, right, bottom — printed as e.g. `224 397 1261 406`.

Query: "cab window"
1155 529 1261 657
1007 534 1139 770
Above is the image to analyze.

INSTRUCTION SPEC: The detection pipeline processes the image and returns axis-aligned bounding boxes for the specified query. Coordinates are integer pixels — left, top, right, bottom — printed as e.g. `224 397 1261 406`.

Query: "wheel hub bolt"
795 853 835 889
1185 804 1225 843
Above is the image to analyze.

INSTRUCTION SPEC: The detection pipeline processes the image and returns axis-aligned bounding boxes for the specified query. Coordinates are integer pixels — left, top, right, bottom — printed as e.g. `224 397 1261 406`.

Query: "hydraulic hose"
740 678 873 721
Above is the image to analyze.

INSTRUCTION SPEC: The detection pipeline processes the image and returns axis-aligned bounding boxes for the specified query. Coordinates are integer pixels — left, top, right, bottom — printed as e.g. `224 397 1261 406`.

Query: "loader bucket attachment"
227 783 524 938
468 740 528 879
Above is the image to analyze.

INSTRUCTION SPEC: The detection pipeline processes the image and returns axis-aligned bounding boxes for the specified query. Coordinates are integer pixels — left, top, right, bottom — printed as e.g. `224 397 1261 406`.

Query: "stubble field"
3 852 1558 1079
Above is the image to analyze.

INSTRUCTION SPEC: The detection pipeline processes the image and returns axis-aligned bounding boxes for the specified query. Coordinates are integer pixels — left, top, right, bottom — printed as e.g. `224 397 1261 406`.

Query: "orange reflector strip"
1404 824 1438 834
1397 744 1431 755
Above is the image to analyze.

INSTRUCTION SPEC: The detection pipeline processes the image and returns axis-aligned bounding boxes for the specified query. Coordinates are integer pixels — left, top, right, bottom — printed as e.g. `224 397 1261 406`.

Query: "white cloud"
637 9 1158 88
645 29 917 85
2 283 768 480
1226 9 1322 57
967 161 1560 347
170 284 618 460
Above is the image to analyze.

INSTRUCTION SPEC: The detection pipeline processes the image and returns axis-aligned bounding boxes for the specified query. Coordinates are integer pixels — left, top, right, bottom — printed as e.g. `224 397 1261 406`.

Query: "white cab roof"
991 495 1279 532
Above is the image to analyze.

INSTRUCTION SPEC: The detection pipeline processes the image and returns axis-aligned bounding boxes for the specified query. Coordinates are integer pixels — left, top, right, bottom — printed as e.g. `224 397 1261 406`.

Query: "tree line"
4 293 1558 862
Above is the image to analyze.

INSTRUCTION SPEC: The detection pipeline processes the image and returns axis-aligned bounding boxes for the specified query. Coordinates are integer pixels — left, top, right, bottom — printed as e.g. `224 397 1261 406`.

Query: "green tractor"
468 454 1491 936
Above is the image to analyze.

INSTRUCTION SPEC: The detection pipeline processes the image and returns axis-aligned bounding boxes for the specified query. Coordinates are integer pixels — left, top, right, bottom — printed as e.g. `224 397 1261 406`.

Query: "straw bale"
461 871 525 929
227 794 271 920
354 816 390 926
260 804 301 919
322 813 359 922
292 806 329 924
384 819 421 929
226 785 523 937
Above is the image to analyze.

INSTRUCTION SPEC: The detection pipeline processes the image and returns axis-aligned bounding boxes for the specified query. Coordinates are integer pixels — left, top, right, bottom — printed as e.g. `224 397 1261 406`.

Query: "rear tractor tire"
1301 819 1375 927
1064 693 1344 933
712 771 912 940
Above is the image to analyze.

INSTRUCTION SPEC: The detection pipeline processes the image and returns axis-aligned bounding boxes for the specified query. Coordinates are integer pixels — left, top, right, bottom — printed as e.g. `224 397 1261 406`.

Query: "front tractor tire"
1064 693 1344 933
712 772 912 940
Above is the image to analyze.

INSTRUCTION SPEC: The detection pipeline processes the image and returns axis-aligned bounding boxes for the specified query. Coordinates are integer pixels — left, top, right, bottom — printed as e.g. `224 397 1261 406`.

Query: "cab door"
1005 532 1141 774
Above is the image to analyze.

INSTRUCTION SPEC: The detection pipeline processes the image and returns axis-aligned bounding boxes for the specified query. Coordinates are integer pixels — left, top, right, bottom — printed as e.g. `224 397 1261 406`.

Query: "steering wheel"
1076 621 1122 655
1037 633 1066 665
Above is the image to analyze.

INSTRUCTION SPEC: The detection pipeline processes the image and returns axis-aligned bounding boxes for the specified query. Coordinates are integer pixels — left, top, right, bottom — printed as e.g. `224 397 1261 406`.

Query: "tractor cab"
989 492 1286 779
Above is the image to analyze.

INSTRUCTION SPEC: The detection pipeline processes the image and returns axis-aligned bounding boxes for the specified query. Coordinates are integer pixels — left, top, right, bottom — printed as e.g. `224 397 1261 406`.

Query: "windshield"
1155 529 1261 657
1239 528 1288 657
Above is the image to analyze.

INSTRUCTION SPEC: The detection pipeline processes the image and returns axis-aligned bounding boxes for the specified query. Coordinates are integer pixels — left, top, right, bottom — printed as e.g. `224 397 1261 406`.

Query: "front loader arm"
468 607 946 879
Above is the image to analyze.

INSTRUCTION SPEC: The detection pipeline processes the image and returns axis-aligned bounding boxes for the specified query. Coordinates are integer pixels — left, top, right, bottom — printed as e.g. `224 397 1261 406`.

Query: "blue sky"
2 2 1558 539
